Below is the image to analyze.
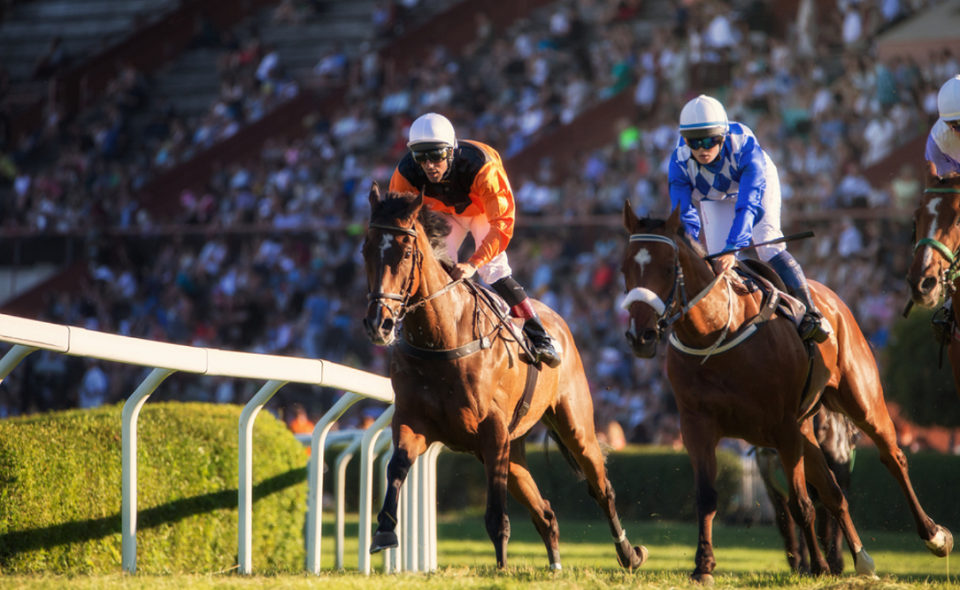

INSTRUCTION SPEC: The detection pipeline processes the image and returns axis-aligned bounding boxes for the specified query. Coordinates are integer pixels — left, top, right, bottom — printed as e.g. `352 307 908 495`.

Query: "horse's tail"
546 430 587 482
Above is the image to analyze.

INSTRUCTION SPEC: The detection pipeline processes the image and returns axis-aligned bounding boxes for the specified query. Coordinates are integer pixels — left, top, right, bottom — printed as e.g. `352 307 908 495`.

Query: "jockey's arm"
467 162 515 269
668 157 702 239
725 143 767 250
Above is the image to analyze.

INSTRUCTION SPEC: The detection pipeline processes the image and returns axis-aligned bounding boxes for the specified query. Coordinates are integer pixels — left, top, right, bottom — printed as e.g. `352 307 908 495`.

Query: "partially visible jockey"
925 75 960 344
667 94 829 343
388 112 561 368
926 75 960 176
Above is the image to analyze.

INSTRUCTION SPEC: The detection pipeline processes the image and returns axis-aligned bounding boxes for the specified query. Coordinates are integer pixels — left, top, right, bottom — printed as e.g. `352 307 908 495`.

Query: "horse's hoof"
616 544 648 570
369 531 399 554
690 573 715 586
854 548 878 579
926 525 954 557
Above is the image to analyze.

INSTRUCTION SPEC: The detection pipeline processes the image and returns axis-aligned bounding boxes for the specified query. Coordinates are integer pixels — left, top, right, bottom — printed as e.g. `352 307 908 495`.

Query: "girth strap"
397 335 492 360
508 362 540 434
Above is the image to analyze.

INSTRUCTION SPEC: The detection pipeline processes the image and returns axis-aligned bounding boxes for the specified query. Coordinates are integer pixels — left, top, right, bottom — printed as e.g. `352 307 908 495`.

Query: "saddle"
735 259 807 329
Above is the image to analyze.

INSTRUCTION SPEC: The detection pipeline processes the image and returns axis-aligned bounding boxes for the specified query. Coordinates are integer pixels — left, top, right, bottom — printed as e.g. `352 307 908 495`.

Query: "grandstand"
0 0 958 450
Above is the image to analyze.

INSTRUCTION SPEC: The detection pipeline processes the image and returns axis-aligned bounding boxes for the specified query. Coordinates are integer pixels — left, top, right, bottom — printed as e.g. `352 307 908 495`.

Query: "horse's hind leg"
776 424 832 577
507 437 561 569
835 379 954 557
546 406 648 570
757 448 809 572
799 425 871 576
370 423 427 554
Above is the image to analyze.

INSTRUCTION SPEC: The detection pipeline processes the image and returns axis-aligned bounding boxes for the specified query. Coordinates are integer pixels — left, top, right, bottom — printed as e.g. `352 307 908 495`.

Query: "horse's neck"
403 256 473 348
674 248 746 343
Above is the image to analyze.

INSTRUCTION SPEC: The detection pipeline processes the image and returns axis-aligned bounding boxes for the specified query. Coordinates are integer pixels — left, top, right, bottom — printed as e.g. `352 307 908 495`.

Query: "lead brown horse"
620 201 952 582
361 184 648 571
906 163 960 395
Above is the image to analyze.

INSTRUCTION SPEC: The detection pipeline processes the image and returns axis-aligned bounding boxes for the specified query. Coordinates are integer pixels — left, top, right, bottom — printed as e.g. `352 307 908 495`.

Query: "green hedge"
849 447 960 533
0 402 308 574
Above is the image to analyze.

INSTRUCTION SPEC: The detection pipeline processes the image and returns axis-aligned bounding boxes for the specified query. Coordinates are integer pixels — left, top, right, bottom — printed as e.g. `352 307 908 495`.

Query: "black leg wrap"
491 276 528 308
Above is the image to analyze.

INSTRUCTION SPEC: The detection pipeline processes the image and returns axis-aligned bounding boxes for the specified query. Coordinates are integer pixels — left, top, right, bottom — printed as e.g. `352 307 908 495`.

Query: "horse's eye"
404 249 412 259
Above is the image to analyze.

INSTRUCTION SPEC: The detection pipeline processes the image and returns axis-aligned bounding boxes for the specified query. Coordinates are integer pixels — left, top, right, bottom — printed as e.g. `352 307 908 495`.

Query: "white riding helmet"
407 113 458 149
938 75 960 122
679 95 729 139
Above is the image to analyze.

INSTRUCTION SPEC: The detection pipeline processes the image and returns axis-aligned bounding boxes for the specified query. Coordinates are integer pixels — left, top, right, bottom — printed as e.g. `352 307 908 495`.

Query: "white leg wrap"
926 527 947 551
855 548 878 578
614 529 627 544
550 563 562 571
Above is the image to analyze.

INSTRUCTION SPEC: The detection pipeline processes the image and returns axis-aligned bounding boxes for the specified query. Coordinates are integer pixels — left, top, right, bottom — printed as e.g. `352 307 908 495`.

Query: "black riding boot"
769 251 829 344
492 277 562 368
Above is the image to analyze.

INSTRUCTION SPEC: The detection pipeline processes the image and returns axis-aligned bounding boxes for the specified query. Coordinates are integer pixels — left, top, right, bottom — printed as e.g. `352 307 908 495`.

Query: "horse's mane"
641 217 708 258
371 191 454 266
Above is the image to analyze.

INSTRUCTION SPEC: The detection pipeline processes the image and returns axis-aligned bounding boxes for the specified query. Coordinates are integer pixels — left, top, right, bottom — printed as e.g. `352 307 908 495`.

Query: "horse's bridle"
366 221 463 325
914 187 960 296
621 233 726 340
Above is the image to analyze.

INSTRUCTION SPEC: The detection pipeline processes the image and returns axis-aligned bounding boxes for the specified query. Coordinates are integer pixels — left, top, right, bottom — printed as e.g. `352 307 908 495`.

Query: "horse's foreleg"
548 407 648 571
370 424 426 554
842 387 953 557
507 439 561 570
481 419 512 568
681 419 720 584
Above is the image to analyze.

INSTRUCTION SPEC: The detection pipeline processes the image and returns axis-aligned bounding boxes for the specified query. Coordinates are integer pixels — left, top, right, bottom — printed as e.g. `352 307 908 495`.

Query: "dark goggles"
948 120 960 131
412 147 453 163
685 135 724 150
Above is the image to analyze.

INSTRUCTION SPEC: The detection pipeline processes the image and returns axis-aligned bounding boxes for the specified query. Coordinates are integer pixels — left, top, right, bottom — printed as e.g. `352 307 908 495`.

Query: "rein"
623 234 728 349
366 220 519 361
914 187 960 293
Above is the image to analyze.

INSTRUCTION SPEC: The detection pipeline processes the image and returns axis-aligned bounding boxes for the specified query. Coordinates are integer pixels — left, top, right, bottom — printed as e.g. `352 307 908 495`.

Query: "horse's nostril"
382 318 394 334
920 277 938 294
640 329 659 344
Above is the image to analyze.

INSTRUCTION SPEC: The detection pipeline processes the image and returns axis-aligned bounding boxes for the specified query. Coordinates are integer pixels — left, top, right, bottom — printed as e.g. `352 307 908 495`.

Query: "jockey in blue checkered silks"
667 94 829 343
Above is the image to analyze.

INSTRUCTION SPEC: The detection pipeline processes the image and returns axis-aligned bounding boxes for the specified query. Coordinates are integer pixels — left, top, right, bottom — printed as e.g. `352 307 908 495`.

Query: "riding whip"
704 231 816 261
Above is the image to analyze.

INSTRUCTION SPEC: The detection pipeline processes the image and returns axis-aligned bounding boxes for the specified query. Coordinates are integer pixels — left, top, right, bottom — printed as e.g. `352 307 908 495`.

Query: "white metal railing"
0 313 439 575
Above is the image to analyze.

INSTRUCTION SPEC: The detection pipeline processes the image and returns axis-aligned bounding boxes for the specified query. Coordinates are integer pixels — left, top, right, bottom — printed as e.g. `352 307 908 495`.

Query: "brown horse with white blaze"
906 163 960 396
361 183 648 571
620 201 952 582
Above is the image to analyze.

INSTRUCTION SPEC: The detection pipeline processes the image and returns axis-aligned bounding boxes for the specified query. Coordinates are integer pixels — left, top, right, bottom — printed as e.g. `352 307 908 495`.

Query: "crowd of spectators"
0 0 956 449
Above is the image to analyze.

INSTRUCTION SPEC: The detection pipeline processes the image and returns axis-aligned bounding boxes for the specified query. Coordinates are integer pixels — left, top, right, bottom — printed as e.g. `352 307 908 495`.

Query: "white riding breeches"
441 212 513 284
699 153 785 262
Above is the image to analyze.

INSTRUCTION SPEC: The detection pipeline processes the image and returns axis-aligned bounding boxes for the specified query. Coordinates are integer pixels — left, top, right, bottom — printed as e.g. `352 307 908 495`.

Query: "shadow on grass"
0 466 305 558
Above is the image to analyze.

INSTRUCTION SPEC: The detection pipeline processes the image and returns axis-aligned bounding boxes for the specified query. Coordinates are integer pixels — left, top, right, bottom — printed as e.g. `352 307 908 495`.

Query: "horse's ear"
369 181 381 210
666 203 682 233
623 199 639 233
411 187 424 213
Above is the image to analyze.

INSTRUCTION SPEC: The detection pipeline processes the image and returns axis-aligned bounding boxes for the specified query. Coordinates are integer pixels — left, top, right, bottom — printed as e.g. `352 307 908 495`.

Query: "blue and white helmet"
938 75 960 122
679 95 729 139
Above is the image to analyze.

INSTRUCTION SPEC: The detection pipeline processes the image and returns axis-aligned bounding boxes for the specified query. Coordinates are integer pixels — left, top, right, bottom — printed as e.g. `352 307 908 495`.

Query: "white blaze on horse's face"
633 247 652 276
379 233 394 258
923 197 943 267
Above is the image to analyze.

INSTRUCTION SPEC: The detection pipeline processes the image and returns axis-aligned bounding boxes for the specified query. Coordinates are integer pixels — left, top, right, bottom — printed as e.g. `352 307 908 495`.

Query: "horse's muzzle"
625 326 658 359
363 315 396 346
907 274 941 308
